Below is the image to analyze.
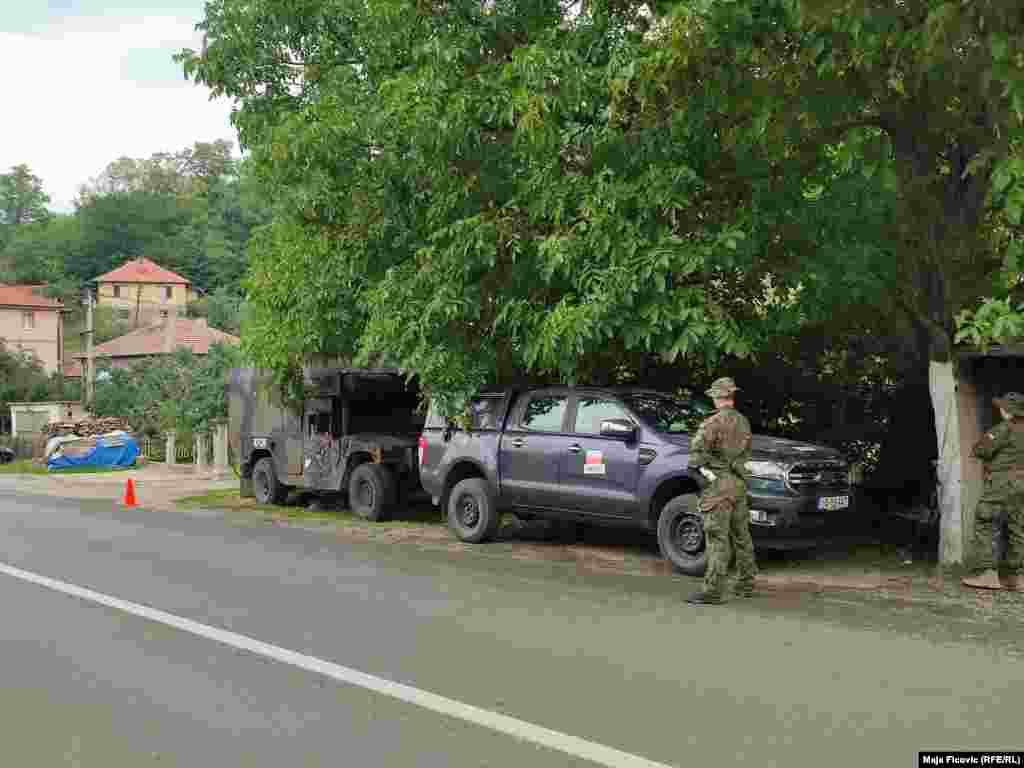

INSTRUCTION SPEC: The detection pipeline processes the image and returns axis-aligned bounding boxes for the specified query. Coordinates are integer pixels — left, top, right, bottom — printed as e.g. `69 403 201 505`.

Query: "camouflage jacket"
973 419 1024 477
689 406 752 476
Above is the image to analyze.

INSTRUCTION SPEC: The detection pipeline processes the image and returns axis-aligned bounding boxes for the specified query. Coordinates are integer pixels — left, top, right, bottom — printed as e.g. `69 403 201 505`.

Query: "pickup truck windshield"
621 393 713 434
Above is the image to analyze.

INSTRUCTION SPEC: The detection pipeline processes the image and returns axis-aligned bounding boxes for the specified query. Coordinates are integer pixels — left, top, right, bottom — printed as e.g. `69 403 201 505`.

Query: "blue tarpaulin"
48 434 139 471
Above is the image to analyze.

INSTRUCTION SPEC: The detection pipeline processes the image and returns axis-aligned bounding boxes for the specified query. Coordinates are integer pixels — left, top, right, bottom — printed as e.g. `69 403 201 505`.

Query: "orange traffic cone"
122 478 138 508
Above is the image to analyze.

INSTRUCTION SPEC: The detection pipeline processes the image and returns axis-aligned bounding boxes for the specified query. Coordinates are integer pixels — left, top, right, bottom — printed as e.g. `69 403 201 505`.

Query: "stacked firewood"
43 417 130 437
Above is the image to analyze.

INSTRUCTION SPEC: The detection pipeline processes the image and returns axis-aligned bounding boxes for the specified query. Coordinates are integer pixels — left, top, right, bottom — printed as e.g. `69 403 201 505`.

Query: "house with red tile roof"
74 317 239 371
93 257 197 327
0 284 66 375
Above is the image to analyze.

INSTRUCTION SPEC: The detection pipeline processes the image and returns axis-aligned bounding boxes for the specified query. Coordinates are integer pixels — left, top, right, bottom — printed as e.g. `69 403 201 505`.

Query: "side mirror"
600 419 637 441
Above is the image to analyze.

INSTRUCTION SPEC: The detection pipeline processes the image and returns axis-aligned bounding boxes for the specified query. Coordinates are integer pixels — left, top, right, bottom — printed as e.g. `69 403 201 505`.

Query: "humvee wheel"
348 463 397 521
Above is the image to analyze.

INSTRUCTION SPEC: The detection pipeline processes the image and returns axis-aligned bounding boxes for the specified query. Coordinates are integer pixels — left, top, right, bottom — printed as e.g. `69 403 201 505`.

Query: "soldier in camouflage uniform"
686 377 758 604
962 392 1024 591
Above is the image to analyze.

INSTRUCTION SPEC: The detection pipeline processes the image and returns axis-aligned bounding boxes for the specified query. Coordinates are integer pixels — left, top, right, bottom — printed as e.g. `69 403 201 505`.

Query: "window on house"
113 285 122 298
22 311 35 330
159 310 169 319
117 309 130 320
164 286 173 301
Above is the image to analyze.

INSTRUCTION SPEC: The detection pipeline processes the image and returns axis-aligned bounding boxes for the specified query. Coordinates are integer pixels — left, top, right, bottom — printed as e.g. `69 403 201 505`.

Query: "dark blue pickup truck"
419 387 853 575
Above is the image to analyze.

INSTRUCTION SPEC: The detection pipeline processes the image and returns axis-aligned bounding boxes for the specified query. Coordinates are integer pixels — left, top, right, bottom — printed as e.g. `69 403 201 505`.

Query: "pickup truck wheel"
657 494 708 576
253 457 288 506
448 478 500 543
349 463 397 521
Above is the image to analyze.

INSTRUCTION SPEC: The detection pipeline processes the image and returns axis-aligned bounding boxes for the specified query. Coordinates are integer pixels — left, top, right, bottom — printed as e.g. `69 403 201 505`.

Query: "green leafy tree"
92 343 243 435
0 342 79 433
0 214 81 285
70 144 262 294
93 305 133 344
70 191 192 283
0 164 51 250
79 140 237 201
179 0 783 413
187 286 244 335
627 0 1024 561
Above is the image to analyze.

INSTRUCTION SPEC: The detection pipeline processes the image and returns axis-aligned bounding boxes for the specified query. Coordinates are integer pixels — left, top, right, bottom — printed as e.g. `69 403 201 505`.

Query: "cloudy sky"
0 1 236 212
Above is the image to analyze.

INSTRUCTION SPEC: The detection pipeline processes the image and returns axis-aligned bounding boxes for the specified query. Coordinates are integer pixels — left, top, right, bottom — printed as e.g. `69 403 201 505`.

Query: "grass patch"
0 460 135 476
176 488 279 515
175 488 444 528
0 460 49 475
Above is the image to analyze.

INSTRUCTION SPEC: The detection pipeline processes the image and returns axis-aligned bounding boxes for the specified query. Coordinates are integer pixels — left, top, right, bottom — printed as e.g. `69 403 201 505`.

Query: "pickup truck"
418 386 853 575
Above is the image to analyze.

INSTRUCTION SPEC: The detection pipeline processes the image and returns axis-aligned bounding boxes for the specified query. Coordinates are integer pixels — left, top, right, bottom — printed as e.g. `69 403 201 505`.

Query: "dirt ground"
5 463 237 510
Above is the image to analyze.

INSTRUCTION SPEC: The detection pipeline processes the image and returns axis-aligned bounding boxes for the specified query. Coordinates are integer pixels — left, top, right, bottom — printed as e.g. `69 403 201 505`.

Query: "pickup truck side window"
574 398 631 435
425 397 503 430
468 398 500 430
519 396 568 432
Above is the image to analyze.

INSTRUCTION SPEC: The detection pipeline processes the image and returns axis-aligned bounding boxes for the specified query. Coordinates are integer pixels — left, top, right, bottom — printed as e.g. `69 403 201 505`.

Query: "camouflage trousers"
971 478 1024 575
700 474 758 598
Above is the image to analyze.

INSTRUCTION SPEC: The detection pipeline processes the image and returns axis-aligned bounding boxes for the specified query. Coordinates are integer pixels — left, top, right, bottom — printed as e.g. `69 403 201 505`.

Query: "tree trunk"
929 360 964 565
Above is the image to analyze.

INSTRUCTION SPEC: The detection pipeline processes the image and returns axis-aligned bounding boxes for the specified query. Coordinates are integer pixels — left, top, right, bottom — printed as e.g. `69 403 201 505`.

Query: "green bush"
91 342 243 435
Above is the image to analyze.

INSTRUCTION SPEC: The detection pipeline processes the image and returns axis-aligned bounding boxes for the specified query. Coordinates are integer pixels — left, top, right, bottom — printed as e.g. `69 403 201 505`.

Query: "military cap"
994 392 1024 418
706 377 739 399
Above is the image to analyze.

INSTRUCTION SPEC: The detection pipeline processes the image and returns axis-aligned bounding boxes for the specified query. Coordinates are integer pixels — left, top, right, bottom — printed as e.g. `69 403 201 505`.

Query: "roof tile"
94 257 190 285
0 284 64 310
77 318 239 359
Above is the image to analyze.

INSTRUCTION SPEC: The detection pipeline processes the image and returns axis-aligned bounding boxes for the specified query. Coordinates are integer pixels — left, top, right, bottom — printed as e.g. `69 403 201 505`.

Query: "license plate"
818 495 850 511
253 438 268 449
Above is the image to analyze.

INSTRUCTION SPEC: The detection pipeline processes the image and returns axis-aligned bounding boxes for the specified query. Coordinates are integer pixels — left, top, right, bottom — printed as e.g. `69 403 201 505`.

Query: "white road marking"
0 561 675 768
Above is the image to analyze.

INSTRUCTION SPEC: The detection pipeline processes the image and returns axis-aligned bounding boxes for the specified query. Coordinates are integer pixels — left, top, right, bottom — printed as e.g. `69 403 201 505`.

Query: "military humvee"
229 367 424 520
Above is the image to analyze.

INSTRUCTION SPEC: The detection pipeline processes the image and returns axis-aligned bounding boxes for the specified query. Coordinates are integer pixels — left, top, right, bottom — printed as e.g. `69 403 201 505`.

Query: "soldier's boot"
961 569 1004 590
734 580 756 598
686 591 723 605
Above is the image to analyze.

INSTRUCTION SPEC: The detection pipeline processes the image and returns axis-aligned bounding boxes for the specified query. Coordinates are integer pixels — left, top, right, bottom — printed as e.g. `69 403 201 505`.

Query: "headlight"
744 460 786 480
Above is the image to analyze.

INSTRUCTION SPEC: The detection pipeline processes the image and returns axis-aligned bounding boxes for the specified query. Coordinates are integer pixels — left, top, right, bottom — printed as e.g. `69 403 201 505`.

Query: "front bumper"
747 487 855 538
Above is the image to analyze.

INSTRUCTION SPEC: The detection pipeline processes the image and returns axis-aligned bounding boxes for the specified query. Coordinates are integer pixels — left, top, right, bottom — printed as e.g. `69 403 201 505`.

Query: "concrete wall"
9 402 86 436
0 306 62 374
956 372 984 564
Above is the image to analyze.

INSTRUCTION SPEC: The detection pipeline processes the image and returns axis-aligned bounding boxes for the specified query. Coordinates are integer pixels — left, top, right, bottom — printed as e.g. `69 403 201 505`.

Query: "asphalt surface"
1 485 1023 767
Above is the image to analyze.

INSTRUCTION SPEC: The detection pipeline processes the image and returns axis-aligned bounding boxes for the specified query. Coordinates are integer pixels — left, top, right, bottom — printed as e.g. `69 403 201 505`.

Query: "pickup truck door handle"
567 444 581 453
510 439 525 448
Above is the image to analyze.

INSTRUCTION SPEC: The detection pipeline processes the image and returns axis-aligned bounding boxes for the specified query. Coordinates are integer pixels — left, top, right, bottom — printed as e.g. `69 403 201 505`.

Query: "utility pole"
83 289 95 410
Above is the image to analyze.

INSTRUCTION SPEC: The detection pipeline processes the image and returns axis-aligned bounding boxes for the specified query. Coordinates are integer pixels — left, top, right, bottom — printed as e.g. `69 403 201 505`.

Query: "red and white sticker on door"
583 450 606 476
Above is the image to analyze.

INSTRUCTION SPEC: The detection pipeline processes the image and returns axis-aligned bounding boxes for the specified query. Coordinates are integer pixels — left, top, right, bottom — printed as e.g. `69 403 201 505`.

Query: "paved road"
1 489 1022 767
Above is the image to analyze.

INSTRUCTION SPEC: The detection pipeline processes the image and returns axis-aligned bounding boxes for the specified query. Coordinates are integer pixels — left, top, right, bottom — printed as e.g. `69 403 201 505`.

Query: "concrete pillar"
165 431 177 466
932 361 964 566
957 370 985 568
163 310 176 354
195 432 209 472
211 422 229 479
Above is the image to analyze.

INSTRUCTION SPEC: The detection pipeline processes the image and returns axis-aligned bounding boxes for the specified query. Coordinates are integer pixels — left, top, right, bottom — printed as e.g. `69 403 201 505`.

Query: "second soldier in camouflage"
686 377 758 604
962 392 1024 591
